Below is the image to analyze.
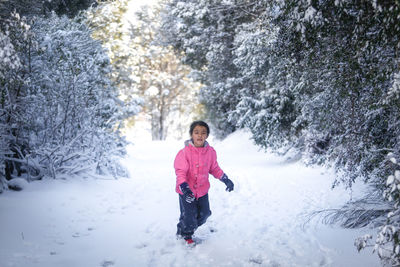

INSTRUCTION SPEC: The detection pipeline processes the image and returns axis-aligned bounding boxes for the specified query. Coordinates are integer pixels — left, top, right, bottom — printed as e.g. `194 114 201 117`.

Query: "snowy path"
0 131 379 267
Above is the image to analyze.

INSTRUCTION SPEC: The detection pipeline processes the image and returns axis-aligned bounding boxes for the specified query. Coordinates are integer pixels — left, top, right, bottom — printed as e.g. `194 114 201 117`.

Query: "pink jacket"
174 140 224 198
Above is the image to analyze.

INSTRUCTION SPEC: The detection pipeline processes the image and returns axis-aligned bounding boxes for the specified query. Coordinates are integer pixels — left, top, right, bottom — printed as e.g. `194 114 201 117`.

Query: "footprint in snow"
135 242 148 249
72 232 90 238
100 260 115 267
249 257 263 265
72 227 94 238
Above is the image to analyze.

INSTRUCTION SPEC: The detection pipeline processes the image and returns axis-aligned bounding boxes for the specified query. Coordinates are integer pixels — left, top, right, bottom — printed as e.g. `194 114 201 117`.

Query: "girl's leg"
177 194 197 239
197 194 212 227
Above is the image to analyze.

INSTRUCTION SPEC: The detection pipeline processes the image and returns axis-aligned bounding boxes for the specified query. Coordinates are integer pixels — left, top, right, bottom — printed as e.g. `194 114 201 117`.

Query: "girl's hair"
189 120 210 136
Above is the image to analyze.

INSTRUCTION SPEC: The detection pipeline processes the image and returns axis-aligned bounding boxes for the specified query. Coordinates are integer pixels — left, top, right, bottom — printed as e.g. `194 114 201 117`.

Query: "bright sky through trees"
126 0 157 22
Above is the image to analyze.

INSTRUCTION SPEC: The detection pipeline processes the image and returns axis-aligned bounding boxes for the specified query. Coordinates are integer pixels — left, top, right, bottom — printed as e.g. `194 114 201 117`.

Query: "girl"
174 120 234 245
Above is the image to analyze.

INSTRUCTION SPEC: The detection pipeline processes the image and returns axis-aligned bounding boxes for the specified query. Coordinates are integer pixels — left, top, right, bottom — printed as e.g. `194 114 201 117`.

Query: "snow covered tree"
0 0 44 17
131 3 203 140
270 1 400 263
0 0 97 18
0 11 35 190
43 0 98 17
86 0 131 96
279 0 400 182
86 0 142 125
160 0 271 137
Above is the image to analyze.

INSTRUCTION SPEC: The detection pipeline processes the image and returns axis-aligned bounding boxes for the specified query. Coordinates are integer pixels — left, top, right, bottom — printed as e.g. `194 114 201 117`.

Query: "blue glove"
179 182 195 203
220 174 234 192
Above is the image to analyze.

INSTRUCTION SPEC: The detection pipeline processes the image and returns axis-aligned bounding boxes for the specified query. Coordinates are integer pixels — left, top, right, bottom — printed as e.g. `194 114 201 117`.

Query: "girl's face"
191 125 208 147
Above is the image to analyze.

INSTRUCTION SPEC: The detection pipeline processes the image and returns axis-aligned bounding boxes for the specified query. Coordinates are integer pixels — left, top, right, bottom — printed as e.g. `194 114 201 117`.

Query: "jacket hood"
184 139 209 148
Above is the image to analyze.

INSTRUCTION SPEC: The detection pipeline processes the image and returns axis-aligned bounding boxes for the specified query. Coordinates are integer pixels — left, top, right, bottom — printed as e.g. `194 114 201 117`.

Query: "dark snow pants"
177 193 211 239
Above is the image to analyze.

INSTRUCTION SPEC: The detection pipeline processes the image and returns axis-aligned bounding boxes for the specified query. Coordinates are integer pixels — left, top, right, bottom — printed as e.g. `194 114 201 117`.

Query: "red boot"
185 238 195 245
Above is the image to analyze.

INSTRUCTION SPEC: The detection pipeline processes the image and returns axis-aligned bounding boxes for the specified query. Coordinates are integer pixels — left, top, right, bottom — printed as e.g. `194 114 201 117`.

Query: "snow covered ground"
0 130 380 267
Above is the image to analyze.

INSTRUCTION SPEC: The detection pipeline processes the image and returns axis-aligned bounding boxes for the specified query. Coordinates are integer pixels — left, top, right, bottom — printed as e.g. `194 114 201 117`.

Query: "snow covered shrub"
7 177 29 191
377 156 400 264
26 13 131 178
0 12 132 182
0 2 135 189
354 154 400 265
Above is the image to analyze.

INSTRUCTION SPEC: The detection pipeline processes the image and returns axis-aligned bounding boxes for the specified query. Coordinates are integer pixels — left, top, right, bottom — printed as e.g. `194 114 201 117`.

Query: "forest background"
1 0 399 265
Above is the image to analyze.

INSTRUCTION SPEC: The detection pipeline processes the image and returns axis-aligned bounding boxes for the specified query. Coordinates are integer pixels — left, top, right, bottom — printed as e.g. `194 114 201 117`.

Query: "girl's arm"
209 148 224 179
174 150 189 188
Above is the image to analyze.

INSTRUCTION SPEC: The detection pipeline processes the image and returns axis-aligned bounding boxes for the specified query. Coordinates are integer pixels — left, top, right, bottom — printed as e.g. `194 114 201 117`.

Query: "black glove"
220 173 234 192
179 182 195 203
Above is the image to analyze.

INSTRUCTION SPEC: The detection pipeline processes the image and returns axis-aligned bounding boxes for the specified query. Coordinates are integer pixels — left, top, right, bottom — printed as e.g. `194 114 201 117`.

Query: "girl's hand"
220 174 234 192
179 182 195 203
